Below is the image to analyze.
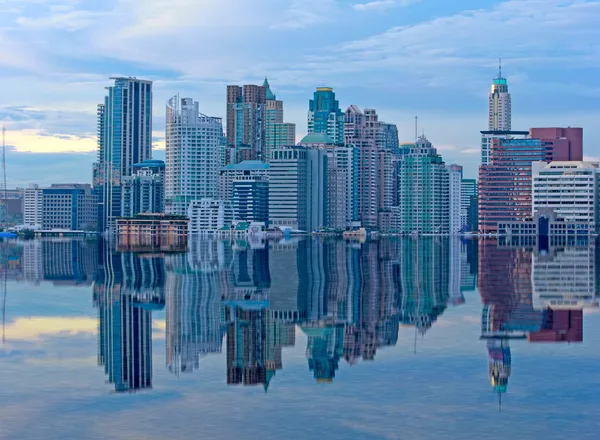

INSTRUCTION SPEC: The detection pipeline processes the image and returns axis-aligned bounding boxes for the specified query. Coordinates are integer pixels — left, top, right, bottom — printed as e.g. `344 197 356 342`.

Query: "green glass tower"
307 87 345 145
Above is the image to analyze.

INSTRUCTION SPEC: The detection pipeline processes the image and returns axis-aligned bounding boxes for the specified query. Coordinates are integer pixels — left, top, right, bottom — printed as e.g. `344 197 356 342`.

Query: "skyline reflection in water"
0 236 599 439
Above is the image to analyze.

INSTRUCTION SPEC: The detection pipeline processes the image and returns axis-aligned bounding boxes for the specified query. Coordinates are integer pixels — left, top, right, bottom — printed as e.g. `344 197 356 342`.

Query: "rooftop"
298 133 335 145
223 160 270 171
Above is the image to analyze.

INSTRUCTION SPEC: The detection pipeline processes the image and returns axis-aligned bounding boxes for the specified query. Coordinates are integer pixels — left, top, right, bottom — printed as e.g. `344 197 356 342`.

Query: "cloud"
6 129 96 153
3 316 97 341
353 0 419 11
272 0 339 29
460 148 480 155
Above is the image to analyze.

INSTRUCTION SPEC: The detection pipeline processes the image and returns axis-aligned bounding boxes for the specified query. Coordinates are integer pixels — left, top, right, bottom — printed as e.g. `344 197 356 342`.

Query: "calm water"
0 237 599 439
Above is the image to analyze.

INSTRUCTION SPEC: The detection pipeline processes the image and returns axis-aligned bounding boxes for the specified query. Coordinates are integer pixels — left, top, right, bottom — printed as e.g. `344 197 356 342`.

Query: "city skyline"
2 1 600 186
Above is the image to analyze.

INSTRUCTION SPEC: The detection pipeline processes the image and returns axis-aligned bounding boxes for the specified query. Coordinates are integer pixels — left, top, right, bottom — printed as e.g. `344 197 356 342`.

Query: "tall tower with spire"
264 78 296 161
488 59 512 131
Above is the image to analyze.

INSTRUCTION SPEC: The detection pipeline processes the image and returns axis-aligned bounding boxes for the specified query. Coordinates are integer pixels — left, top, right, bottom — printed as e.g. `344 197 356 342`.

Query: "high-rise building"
380 122 400 154
219 160 270 202
42 184 97 231
344 106 382 229
397 136 450 234
232 176 269 223
263 78 296 161
447 164 463 234
94 77 153 233
306 148 328 232
532 161 599 230
23 184 43 228
121 159 165 217
299 133 359 230
461 178 477 231
269 146 308 231
480 130 529 166
307 87 345 145
488 61 511 132
165 96 225 216
227 84 267 162
478 127 584 232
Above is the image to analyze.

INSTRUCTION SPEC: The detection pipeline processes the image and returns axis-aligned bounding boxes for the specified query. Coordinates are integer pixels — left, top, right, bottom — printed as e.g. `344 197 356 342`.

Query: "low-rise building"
188 198 234 234
116 213 188 249
42 184 96 231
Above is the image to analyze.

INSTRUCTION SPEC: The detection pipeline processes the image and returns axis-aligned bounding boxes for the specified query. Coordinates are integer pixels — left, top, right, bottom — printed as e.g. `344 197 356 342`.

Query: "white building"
24 184 43 228
488 64 511 132
326 146 357 230
188 199 234 234
166 97 225 216
532 161 599 230
446 164 462 234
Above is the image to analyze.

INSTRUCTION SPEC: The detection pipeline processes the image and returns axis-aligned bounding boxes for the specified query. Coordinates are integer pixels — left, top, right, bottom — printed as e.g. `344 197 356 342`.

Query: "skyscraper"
461 178 477 232
488 60 511 131
307 87 345 145
121 159 165 217
227 84 267 162
269 146 308 231
263 78 296 161
478 127 583 233
447 164 463 235
398 136 450 234
165 96 225 216
95 77 153 233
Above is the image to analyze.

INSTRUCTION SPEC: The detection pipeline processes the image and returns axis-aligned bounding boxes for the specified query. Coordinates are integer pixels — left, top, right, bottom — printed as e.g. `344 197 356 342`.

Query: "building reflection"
93 240 165 392
478 237 594 403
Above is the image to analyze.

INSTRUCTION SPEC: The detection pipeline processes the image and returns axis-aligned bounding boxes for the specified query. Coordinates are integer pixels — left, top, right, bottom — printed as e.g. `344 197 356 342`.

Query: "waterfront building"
478 127 584 233
188 199 234 234
300 134 358 230
219 160 269 202
227 84 267 162
232 176 269 223
398 136 450 234
42 184 96 231
447 165 463 234
533 161 599 230
488 62 512 132
23 184 43 228
269 146 308 231
94 77 153 233
121 159 165 217
307 87 345 145
344 106 382 229
116 213 189 250
461 178 477 231
165 97 225 216
263 78 296 161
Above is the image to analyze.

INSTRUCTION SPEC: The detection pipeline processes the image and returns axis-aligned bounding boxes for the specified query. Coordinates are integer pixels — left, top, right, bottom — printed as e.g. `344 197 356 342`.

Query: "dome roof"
299 133 335 145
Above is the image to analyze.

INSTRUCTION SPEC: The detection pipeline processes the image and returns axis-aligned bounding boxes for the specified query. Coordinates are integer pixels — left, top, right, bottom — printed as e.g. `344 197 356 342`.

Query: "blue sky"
1 0 600 184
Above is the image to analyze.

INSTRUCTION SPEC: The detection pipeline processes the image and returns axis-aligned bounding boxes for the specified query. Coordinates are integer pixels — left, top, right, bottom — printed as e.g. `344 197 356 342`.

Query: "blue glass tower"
307 87 345 145
94 77 153 233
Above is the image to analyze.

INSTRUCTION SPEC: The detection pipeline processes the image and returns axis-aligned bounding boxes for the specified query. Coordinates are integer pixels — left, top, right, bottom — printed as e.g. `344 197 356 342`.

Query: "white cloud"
353 0 419 12
271 0 339 29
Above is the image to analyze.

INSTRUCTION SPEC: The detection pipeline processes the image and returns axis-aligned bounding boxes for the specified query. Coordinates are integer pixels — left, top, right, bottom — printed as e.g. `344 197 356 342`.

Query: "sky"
1 0 600 185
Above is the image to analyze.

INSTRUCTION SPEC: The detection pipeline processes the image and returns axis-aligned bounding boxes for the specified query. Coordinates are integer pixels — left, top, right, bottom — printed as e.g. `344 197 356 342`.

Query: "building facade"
232 177 269 223
188 199 234 233
94 77 153 233
165 96 225 216
122 159 165 217
42 184 96 231
307 87 345 145
480 130 529 166
227 84 267 162
263 78 296 162
461 178 477 231
478 127 584 232
532 161 599 229
219 160 270 202
269 147 308 231
447 164 463 234
398 136 450 234
24 184 43 228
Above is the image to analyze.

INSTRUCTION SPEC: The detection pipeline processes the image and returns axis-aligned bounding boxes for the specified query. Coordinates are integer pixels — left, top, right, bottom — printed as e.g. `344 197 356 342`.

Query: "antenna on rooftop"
414 116 418 142
498 58 502 78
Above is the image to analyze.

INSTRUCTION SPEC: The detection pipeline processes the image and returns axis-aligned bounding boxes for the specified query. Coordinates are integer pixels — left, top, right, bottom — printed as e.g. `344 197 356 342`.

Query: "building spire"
498 58 502 79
